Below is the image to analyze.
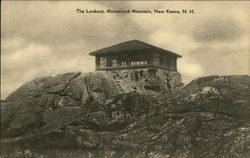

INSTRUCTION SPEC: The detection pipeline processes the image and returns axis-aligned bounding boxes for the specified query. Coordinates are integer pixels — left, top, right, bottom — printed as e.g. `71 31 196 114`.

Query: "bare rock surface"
6 72 81 101
1 72 249 158
1 71 119 138
106 68 183 93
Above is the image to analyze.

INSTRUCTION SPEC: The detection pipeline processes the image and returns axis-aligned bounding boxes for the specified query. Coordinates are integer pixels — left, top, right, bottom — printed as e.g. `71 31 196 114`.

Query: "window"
163 56 167 67
160 55 163 66
154 54 160 66
100 57 107 68
168 57 176 69
131 61 148 66
170 58 176 69
121 61 127 66
142 61 148 65
112 59 117 67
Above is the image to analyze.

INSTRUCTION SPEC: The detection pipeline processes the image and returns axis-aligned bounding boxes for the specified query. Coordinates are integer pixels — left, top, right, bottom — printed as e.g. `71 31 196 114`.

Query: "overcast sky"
1 1 249 99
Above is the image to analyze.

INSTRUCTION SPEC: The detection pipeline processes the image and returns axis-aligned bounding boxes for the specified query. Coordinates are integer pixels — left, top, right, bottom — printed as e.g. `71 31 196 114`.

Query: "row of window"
100 57 107 68
100 57 149 68
131 61 148 66
99 57 175 69
121 61 127 66
153 54 176 68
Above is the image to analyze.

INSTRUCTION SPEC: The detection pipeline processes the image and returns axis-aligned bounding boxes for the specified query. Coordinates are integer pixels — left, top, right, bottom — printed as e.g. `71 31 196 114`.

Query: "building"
89 40 182 71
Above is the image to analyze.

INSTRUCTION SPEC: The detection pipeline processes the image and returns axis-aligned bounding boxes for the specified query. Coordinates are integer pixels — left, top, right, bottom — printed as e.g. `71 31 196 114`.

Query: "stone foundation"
99 68 183 93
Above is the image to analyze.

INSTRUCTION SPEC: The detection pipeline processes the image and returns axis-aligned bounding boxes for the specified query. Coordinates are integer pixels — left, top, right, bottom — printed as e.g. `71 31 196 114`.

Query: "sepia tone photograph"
1 1 249 158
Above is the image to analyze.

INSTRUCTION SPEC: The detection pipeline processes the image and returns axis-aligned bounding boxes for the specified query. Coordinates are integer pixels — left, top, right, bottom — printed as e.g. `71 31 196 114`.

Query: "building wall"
151 52 177 70
104 68 183 93
95 51 178 71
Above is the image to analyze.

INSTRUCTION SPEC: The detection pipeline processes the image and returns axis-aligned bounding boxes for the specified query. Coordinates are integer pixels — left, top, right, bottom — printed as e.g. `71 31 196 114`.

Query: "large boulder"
6 72 81 101
1 74 249 158
1 72 119 138
183 75 250 119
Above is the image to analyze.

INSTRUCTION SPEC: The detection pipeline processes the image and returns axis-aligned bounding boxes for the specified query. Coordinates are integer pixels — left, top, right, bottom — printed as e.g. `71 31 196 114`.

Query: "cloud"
1 40 51 99
1 1 149 48
191 16 243 43
129 1 249 77
1 1 150 99
1 1 249 99
1 38 95 99
1 37 27 53
179 58 204 83
189 45 249 75
149 30 199 54
2 43 51 70
95 1 131 10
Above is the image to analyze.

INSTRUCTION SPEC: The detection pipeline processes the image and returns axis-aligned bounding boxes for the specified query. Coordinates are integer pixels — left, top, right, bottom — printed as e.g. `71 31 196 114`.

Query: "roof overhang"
89 40 182 58
89 49 182 58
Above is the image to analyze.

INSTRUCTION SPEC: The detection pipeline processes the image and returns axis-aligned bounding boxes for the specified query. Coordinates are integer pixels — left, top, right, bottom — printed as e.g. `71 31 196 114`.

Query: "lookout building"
89 40 182 72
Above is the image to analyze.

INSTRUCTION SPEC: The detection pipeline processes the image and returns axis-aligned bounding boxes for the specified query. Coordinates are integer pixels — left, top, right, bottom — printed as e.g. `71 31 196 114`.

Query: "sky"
1 1 249 99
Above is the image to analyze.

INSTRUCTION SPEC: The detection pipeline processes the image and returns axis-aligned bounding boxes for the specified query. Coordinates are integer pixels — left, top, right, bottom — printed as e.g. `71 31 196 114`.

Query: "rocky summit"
0 71 249 158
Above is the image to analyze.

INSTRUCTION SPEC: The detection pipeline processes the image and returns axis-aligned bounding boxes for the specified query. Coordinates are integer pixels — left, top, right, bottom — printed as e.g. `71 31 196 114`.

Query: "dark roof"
89 40 182 58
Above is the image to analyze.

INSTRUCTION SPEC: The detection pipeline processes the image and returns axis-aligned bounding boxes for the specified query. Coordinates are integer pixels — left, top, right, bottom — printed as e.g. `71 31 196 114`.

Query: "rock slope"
1 72 249 158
